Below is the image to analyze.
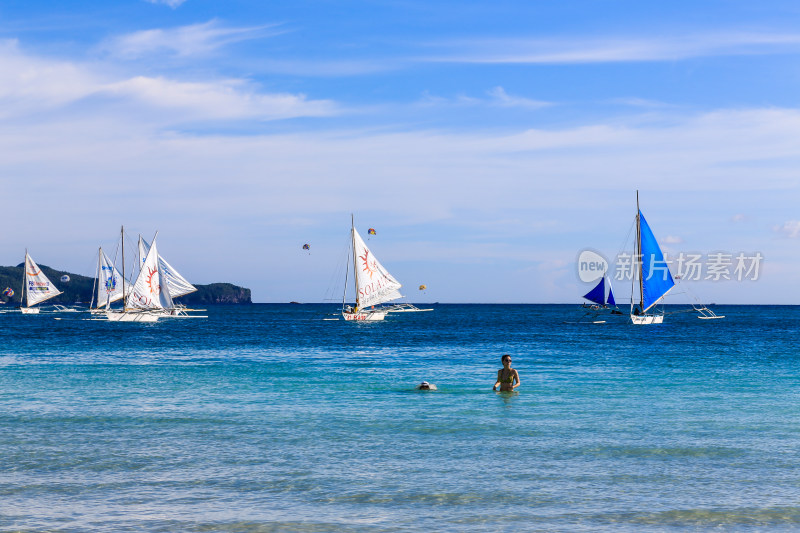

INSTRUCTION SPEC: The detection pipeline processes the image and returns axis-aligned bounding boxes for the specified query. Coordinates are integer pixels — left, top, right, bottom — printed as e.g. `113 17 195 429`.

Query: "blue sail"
583 277 606 305
607 283 616 306
639 210 675 312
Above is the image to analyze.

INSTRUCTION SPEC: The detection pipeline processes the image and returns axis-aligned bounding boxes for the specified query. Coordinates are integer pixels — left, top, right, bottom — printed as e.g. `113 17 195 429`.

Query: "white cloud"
773 221 800 238
0 39 103 116
731 214 747 222
661 235 683 244
0 40 338 122
427 32 800 65
103 20 282 59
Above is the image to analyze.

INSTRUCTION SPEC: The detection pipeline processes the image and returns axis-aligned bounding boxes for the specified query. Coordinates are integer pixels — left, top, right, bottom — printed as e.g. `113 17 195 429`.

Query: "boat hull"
20 307 40 314
105 310 160 322
631 314 664 325
343 310 387 321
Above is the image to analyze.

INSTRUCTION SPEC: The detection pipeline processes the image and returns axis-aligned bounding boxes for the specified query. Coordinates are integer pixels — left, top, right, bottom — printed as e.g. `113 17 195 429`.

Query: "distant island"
0 264 251 305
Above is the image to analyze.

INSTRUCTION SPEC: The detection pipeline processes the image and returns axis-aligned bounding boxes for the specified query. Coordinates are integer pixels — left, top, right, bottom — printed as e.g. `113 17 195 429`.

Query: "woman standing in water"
493 354 520 392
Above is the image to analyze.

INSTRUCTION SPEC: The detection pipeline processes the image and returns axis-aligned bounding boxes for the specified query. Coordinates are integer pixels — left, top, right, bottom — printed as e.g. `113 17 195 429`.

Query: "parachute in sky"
2 287 13 297
418 284 427 291
60 275 70 283
367 228 376 236
302 244 310 251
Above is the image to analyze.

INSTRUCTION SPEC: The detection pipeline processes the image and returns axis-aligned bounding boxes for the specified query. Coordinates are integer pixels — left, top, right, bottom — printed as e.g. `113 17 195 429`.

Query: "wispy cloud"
415 87 550 110
143 0 189 9
773 220 800 238
0 39 338 122
425 32 800 65
103 19 282 59
0 39 103 117
487 87 551 110
417 90 480 107
661 235 683 244
731 214 747 222
609 97 675 109
103 76 338 120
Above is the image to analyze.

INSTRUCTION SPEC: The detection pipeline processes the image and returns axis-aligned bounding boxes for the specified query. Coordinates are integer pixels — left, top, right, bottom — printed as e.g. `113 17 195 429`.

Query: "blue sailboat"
583 275 616 308
631 192 675 324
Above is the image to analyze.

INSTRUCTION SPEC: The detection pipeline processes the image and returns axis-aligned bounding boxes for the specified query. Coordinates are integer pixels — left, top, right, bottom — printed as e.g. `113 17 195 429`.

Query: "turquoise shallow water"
1 304 800 532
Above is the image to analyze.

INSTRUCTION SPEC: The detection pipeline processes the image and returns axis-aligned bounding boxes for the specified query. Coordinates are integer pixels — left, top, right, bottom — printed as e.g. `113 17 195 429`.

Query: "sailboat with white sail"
102 227 206 321
89 247 128 315
342 217 404 321
138 237 197 300
630 193 675 324
106 228 169 322
19 251 62 314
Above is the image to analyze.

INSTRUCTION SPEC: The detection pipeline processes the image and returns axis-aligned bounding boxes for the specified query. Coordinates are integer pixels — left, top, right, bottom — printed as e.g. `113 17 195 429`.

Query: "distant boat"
574 273 622 323
341 216 402 321
105 228 168 322
19 250 62 314
630 193 674 324
583 274 616 308
138 236 197 299
89 246 128 314
101 228 205 322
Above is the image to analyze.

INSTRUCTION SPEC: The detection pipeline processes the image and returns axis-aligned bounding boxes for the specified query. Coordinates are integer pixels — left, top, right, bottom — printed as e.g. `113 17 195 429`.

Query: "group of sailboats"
581 192 723 324
102 228 204 322
16 227 204 321
12 199 721 325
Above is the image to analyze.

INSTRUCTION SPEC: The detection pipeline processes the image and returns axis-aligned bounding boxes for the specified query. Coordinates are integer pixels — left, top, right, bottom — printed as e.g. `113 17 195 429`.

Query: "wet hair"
501 354 511 363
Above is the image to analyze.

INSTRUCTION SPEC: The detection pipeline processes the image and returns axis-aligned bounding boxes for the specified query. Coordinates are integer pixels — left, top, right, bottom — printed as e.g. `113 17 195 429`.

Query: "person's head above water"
419 381 430 389
501 354 512 365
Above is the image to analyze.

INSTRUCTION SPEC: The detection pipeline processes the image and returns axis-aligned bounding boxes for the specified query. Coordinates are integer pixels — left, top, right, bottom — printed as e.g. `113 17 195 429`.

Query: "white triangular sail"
96 248 126 308
353 228 403 308
139 237 197 298
128 237 174 310
24 253 62 307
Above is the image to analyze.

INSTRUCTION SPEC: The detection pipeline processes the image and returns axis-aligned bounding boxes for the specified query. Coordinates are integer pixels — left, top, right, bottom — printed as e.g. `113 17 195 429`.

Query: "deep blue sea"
1 304 800 532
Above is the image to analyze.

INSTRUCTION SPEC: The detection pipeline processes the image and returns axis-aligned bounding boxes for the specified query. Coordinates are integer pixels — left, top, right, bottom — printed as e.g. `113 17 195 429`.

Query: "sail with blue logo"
583 276 616 306
96 247 127 308
639 210 675 312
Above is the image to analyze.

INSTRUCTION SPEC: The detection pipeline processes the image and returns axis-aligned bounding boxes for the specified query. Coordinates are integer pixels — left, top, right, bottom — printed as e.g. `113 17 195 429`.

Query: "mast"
351 214 359 310
636 191 644 311
121 226 126 312
90 248 100 310
20 249 26 309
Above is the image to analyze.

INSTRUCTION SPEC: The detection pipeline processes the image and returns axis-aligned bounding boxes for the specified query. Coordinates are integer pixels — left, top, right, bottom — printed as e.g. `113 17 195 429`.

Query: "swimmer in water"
493 354 519 392
417 381 437 390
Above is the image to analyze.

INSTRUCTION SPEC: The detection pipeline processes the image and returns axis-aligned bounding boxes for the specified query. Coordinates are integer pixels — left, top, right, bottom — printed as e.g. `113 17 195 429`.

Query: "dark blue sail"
583 277 606 305
607 283 616 306
639 210 675 312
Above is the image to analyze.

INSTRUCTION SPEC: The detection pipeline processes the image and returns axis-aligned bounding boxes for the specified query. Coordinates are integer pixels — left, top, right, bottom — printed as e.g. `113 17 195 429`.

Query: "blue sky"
1 0 799 303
